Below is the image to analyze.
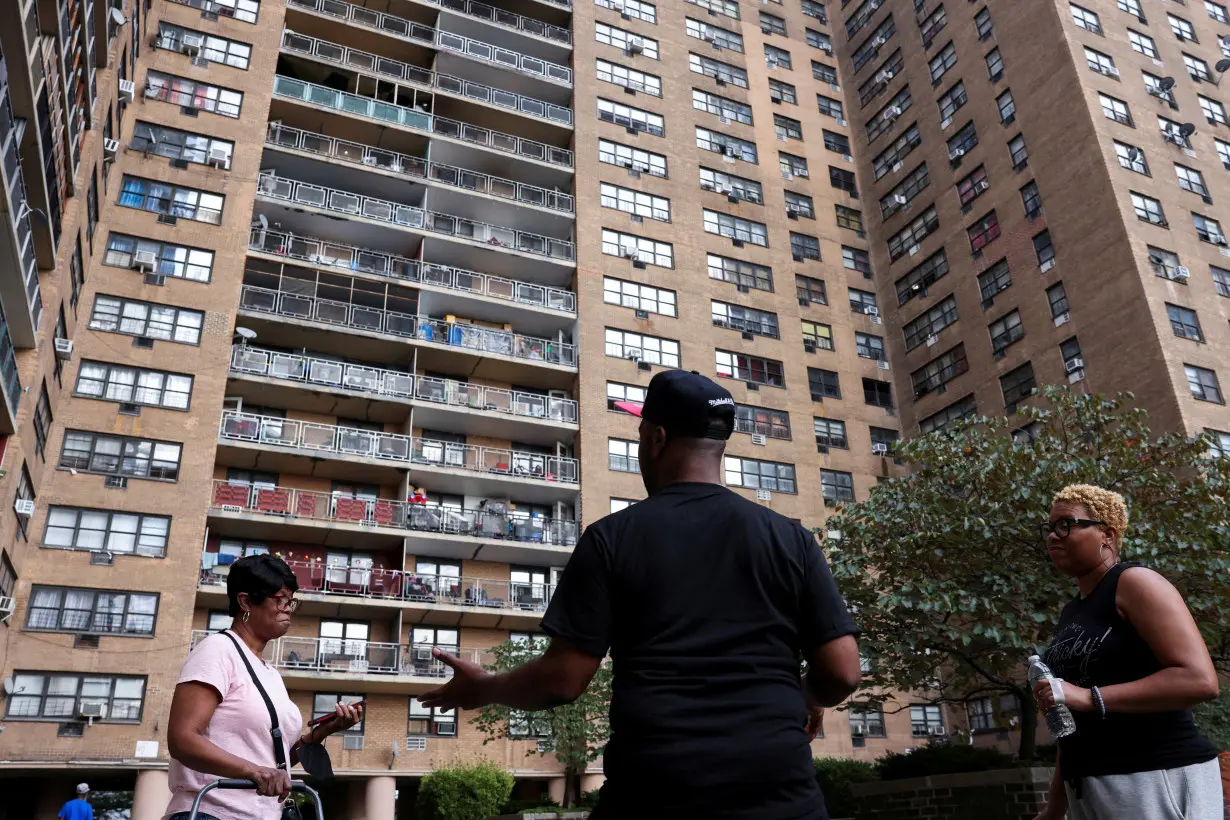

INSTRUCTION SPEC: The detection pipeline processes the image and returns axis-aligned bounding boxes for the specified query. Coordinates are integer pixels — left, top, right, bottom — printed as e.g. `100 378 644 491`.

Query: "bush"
503 796 559 814
875 744 1015 781
417 760 515 820
814 758 879 818
578 789 601 809
1194 691 1230 752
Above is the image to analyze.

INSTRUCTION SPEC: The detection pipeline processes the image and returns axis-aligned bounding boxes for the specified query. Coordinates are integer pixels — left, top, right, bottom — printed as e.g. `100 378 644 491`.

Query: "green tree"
470 639 612 807
416 760 514 820
826 386 1230 759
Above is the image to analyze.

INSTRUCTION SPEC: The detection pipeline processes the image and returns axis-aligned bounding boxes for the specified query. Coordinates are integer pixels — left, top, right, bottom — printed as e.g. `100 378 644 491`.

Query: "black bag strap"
221 630 289 772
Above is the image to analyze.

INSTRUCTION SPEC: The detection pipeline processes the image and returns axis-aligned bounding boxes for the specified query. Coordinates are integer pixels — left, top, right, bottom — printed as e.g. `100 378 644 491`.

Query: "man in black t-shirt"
422 370 863 819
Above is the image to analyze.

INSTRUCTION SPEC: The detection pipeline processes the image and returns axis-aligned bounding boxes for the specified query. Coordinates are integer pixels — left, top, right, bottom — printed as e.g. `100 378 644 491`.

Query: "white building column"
362 775 396 820
131 769 171 820
546 777 566 805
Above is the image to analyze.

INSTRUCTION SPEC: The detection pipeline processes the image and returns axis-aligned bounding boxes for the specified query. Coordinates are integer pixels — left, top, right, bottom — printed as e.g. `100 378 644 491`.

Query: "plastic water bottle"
1028 655 1076 739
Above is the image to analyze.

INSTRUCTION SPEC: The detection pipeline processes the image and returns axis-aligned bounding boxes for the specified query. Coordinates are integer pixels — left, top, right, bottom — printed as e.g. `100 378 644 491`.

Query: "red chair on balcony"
213 483 250 509
256 488 291 514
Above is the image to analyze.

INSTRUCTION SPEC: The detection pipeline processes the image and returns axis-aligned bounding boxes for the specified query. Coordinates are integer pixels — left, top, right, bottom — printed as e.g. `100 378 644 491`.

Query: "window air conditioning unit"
926 334 938 346
103 138 120 159
864 306 879 316
949 146 966 160
891 194 908 207
54 338 74 360
975 179 989 192
622 248 638 260
118 79 135 103
132 250 157 271
1065 358 1084 374
756 489 772 501
627 40 644 55
181 32 204 55
878 360 890 370
797 168 809 177
872 35 887 48
883 105 901 121
0 596 13 622
871 443 889 455
876 69 894 84
145 272 167 286
1174 265 1191 280
208 147 230 169
79 702 108 719
342 735 365 751
751 433 767 446
14 499 35 518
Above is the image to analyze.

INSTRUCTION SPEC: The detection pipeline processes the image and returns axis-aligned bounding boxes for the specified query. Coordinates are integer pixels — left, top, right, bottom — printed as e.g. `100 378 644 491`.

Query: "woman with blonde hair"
1034 484 1222 820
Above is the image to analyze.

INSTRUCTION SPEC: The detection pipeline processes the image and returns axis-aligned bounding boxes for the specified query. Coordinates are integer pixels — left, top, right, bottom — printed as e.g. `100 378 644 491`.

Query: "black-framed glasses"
1039 518 1106 541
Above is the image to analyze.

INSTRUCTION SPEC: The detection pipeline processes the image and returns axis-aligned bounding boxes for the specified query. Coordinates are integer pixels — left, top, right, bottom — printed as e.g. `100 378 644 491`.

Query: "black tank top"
1043 563 1218 778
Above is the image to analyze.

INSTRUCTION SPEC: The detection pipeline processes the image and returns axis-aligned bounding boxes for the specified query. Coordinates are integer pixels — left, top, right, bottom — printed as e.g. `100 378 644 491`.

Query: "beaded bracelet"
1091 685 1107 719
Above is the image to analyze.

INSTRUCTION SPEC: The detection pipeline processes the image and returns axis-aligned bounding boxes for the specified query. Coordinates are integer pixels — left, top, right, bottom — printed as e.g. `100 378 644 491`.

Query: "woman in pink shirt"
165 555 362 820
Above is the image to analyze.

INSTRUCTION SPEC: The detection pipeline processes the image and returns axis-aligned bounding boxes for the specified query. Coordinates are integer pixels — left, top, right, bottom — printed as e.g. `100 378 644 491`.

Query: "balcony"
229 344 579 443
265 123 574 220
437 0 571 47
217 412 580 502
199 552 554 627
207 480 578 561
280 30 572 128
271 76 573 171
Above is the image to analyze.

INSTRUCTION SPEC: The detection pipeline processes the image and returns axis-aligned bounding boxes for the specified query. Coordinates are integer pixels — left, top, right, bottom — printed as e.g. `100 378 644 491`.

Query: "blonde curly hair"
1052 484 1128 546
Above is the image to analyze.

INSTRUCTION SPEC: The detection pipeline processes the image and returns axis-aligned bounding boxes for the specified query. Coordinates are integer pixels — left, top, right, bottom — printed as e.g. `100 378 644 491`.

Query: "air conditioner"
797 168 809 177
756 489 772 500
926 334 938 346
54 337 74 360
872 35 887 48
1175 265 1191 279
208 147 230 169
342 735 365 751
975 179 989 192
878 360 890 370
13 498 34 518
1040 258 1056 273
118 79 135 103
1065 358 1084 374
891 194 908 207
1054 311 1070 327
132 250 157 271
0 596 13 622
751 433 767 446
949 146 966 160
883 105 901 121
1107 66 1120 77
624 348 642 361
871 443 889 455
181 32 204 55
864 306 879 316
876 69 894 84
103 138 120 159
627 40 644 55
622 248 638 260
79 702 108 719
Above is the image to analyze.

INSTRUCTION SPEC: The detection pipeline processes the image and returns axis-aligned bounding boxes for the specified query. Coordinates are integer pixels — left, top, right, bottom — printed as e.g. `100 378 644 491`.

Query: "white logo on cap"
708 397 734 407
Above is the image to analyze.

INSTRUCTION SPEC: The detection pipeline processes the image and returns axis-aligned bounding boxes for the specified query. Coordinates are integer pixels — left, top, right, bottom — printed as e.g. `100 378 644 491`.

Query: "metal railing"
230 345 580 423
272 76 573 168
280 30 573 126
286 0 571 82
201 552 556 611
256 173 575 262
247 228 576 313
266 124 573 214
218 412 581 484
209 479 579 544
237 284 577 367
439 0 570 46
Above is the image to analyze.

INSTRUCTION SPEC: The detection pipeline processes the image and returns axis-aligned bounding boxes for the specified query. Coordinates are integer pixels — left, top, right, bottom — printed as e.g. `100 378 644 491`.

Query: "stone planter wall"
850 767 1055 820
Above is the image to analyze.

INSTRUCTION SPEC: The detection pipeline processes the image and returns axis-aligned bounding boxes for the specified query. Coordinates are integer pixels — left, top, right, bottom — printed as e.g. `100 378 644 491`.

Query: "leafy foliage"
416 760 514 820
89 792 133 820
1194 691 1230 752
813 758 879 818
875 745 1014 781
826 387 1230 757
471 640 612 806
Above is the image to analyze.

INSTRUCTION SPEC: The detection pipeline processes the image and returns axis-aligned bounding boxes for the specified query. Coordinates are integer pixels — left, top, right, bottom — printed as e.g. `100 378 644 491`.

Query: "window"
1186 365 1224 403
735 405 791 439
863 378 893 408
903 296 959 351
708 253 773 291
968 210 1001 254
776 114 804 141
1200 95 1228 125
1035 230 1055 268
692 89 754 125
687 0 740 20
895 250 949 306
830 167 858 197
1149 246 1182 278
813 61 839 85
1184 54 1213 83
690 53 749 88
1024 176 1048 217
87 175 99 247
1194 213 1226 244
712 302 779 338
59 431 183 482
1207 428 1230 457
785 191 816 218
156 23 251 68
608 0 656 22
912 344 969 395
821 469 855 502
920 394 977 434
1061 338 1083 373
867 86 912 143
6 673 146 722
845 0 878 38
802 0 827 21
88 296 204 345
1129 30 1159 58
791 232 821 261
1099 93 1133 127
968 697 996 731
860 50 904 108
1000 362 1037 409
1008 134 1029 170
808 368 841 400
937 81 968 123
1071 4 1103 34
1048 282 1070 319
985 48 1004 82
1167 303 1204 341
849 289 878 314
873 124 922 180
887 206 940 261
1116 141 1148 174
957 165 990 207
598 140 668 178
844 247 872 276
596 59 662 96
836 205 864 233
716 351 785 386
761 12 787 36
997 90 1016 125
769 78 798 104
1212 266 1230 297
311 694 364 736
144 71 243 118
607 381 646 413
118 176 223 224
930 42 958 84
602 229 673 268
104 234 214 282
43 507 170 558
807 29 833 53
598 98 665 136
974 6 993 38
704 210 768 246
604 329 680 367
765 44 793 72
1119 0 1144 18
1169 13 1197 41
0 551 14 602
802 321 835 351
1175 165 1209 200
910 704 945 738
1209 0 1230 24
14 465 34 540
870 427 899 455
1085 48 1117 77
817 94 845 120
600 183 670 221
608 439 640 473
26 587 159 636
408 697 455 737
724 457 796 493
685 18 744 53
696 126 758 163
596 23 660 59
949 121 979 161
169 0 260 22
797 275 827 305
780 154 809 181
921 5 949 46
610 498 637 514
853 16 896 72
978 259 1012 304
856 332 884 360
989 310 1024 354
32 384 52 460
849 705 886 738
1130 192 1167 225
814 419 848 450
603 277 676 318
75 362 193 411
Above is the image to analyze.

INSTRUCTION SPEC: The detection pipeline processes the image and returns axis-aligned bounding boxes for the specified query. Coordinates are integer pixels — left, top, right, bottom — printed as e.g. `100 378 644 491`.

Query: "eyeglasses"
1039 517 1106 541
270 595 300 613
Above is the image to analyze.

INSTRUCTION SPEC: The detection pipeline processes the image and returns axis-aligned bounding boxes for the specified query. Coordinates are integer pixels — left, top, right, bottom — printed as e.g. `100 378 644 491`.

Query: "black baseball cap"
614 370 735 440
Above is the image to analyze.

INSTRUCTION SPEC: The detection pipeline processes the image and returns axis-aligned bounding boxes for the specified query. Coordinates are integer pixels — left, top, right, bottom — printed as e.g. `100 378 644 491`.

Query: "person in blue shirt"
58 783 93 820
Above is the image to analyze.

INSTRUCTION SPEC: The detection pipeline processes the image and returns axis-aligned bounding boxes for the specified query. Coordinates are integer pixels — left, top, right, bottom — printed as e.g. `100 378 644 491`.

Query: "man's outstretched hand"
420 647 495 711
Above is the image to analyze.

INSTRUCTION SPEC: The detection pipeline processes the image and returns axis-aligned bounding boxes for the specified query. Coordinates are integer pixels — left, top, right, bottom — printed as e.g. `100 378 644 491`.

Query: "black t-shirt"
541 482 859 820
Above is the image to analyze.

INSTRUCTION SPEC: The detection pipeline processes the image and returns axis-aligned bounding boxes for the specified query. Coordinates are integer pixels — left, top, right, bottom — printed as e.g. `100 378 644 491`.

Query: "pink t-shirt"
165 632 303 820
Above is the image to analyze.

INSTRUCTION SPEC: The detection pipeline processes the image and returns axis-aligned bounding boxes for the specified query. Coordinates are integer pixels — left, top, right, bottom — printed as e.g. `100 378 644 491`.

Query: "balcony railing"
286 0 572 82
201 553 555 612
266 124 574 214
209 479 579 545
281 30 573 126
247 228 576 313
230 345 580 423
218 412 581 484
256 173 575 262
237 284 577 368
272 76 573 168
439 0 570 46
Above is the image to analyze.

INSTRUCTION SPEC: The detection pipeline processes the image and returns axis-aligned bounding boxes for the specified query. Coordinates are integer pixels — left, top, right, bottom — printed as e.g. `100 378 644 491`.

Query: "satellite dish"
109 7 127 25
1127 147 1141 164
234 327 257 340
1218 59 1230 74
1179 122 1197 138
1160 77 1176 92
2 677 13 695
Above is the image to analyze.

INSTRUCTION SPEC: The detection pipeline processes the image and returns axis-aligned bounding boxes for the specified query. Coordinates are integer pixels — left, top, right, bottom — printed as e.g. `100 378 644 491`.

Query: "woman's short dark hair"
227 554 298 616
